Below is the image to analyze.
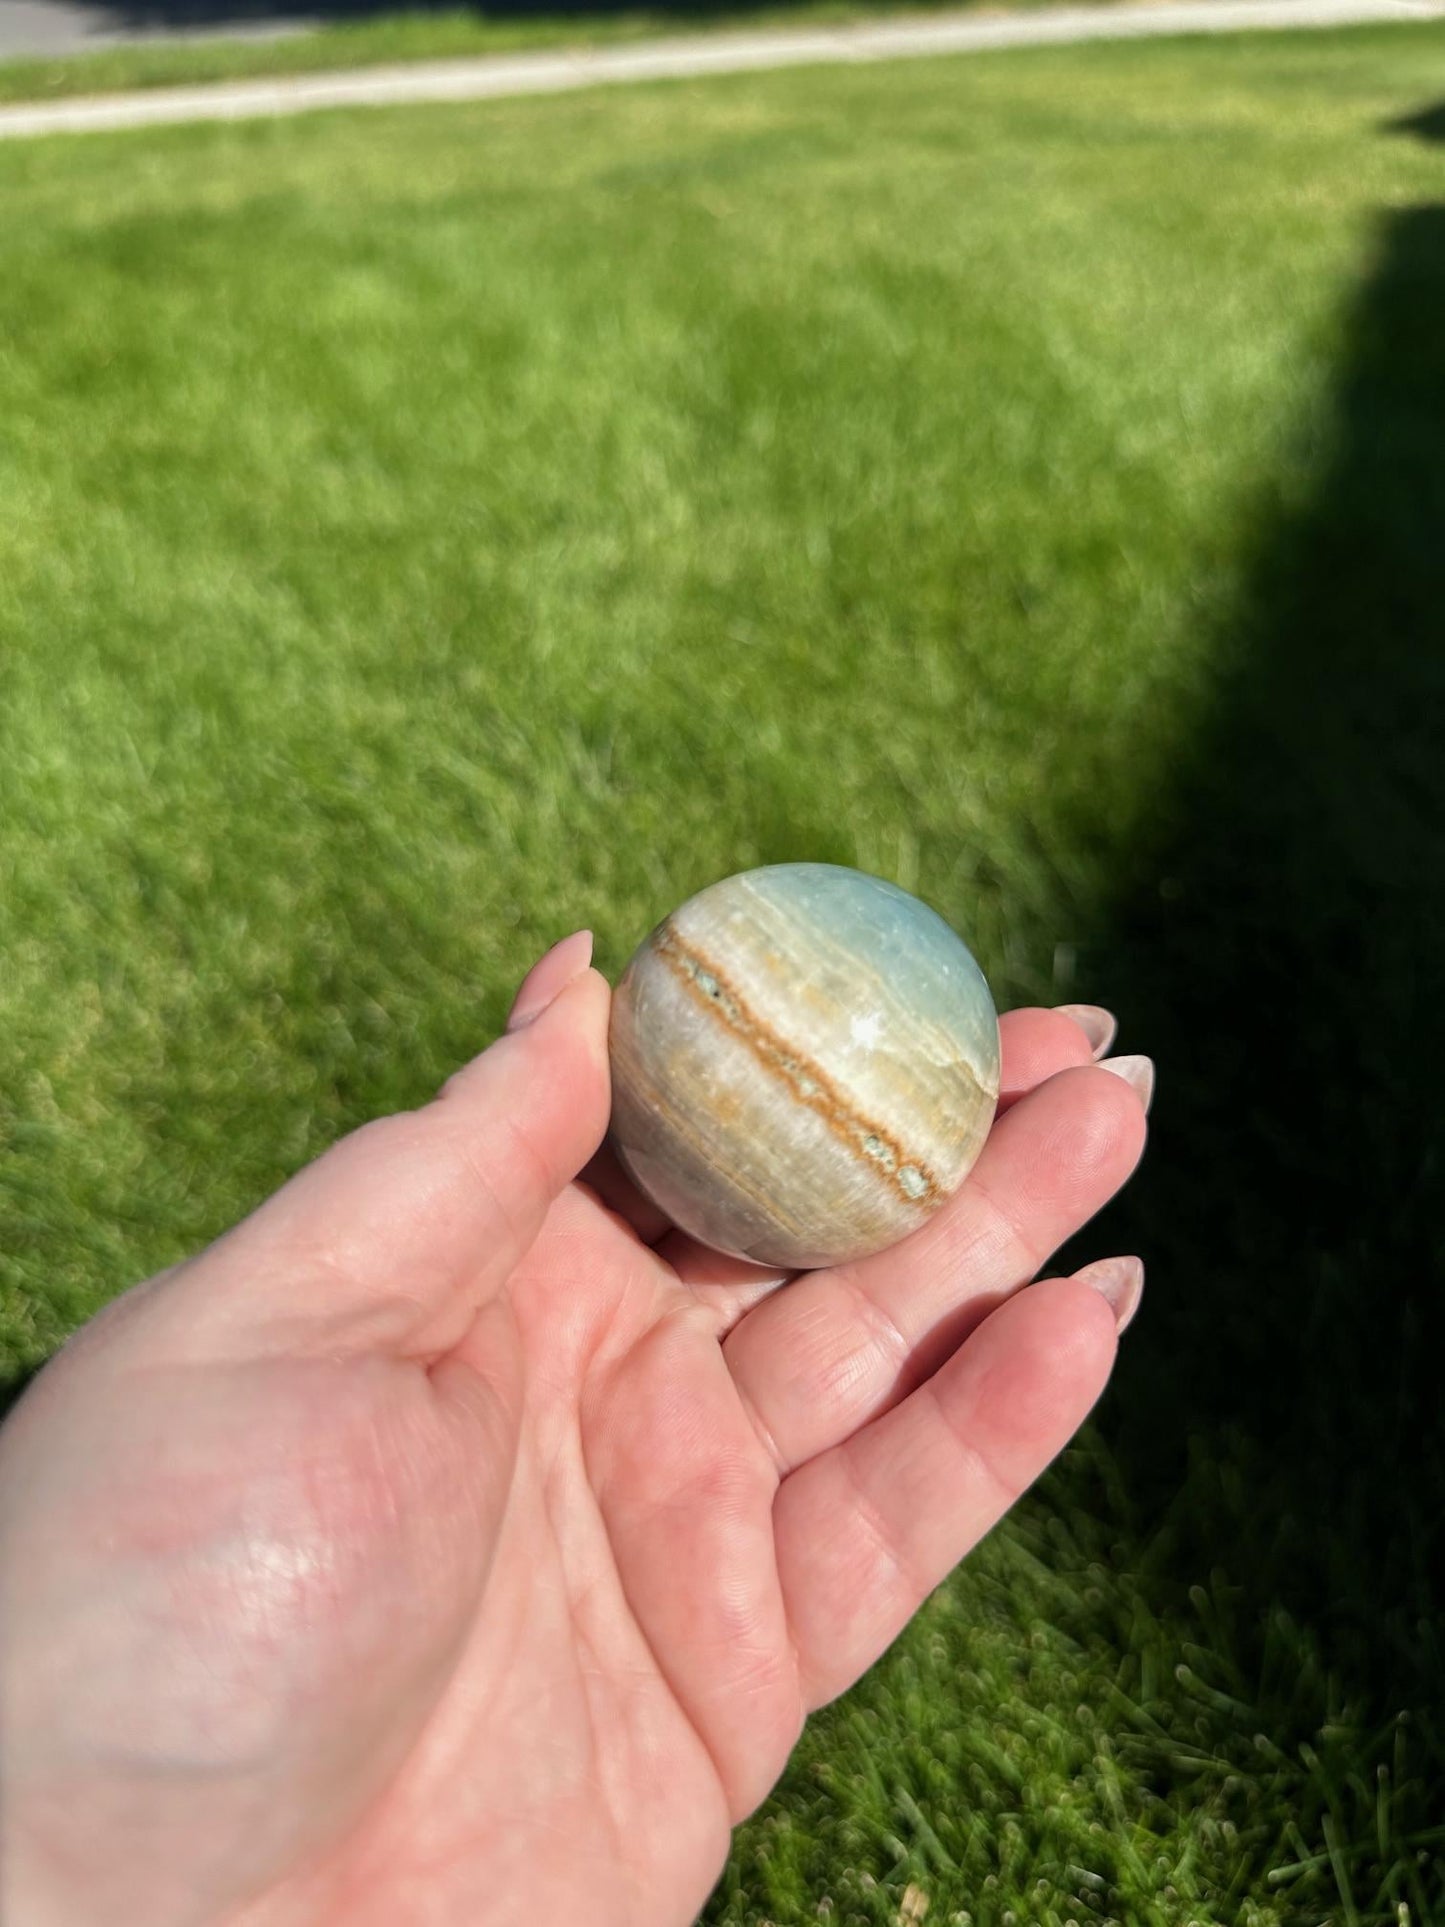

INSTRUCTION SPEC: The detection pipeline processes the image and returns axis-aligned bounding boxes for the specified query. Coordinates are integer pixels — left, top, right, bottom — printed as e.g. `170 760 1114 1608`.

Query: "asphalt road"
0 0 317 58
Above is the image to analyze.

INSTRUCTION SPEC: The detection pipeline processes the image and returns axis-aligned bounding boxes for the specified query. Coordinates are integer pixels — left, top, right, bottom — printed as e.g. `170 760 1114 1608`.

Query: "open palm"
0 937 1147 1927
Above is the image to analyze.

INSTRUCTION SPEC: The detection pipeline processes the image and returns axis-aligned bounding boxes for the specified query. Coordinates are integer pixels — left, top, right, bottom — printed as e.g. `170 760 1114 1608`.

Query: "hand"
0 935 1148 1927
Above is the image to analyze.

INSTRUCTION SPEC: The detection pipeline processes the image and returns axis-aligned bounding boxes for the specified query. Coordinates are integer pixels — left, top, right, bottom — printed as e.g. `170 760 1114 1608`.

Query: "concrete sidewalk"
1 0 1441 139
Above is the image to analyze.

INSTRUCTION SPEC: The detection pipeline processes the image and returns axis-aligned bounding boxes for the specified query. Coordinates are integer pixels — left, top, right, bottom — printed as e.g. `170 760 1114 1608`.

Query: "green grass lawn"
3 24 1445 1923
0 0 1118 109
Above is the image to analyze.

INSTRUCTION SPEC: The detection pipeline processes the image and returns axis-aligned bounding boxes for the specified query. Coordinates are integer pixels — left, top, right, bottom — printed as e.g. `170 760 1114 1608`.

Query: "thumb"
161 933 613 1360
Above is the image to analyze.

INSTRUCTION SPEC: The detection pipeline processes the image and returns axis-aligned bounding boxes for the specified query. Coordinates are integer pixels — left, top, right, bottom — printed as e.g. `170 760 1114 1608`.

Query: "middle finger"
722 1060 1148 1472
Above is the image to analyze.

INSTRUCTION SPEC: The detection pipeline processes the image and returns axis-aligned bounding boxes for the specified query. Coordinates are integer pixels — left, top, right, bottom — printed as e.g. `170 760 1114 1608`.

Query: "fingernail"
506 930 594 1031
1075 1255 1145 1332
1053 1003 1118 1058
1098 1052 1154 1115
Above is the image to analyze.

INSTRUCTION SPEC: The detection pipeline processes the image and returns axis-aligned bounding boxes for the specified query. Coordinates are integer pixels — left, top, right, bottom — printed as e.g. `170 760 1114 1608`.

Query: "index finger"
663 1003 1107 1316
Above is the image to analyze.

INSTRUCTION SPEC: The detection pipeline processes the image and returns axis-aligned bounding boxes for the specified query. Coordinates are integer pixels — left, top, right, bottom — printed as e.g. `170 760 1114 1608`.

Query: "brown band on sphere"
651 920 944 1210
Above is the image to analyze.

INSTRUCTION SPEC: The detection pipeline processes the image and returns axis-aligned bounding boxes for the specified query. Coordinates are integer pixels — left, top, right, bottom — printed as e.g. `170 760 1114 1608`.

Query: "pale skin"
0 934 1150 1927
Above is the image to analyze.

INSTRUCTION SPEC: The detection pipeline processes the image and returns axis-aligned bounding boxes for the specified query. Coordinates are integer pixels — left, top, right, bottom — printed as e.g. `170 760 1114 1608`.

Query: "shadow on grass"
1076 192 1445 1739
1388 100 1445 144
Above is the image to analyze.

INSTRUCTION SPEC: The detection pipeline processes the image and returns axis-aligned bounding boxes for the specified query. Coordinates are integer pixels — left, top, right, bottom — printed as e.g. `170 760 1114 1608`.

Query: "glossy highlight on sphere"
607 863 1001 1269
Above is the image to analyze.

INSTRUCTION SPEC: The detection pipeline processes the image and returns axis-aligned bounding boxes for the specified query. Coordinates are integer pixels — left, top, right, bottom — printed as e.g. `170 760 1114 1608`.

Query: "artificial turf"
2 23 1444 1922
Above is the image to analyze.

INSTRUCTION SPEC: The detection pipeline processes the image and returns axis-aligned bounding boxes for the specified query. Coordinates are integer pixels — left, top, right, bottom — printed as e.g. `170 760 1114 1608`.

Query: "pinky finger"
773 1273 1120 1711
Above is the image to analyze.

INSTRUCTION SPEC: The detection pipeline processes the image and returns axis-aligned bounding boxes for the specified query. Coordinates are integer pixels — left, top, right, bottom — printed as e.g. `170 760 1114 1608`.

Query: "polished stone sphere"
607 863 1000 1269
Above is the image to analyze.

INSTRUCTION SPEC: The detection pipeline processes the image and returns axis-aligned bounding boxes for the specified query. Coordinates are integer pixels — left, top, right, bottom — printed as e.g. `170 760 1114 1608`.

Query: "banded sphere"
607 863 1000 1268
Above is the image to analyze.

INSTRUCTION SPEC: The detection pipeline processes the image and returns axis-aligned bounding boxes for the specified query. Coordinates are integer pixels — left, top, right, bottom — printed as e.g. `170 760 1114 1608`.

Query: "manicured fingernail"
506 930 594 1031
1075 1255 1145 1332
1098 1052 1154 1115
1053 1003 1118 1058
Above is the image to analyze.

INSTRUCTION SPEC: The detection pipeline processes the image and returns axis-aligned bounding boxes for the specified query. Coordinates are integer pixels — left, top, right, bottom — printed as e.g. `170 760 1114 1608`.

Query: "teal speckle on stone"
607 863 1001 1269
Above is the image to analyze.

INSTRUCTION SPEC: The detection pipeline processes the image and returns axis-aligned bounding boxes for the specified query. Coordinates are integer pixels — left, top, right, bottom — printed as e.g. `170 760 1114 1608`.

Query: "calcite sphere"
607 863 1000 1269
